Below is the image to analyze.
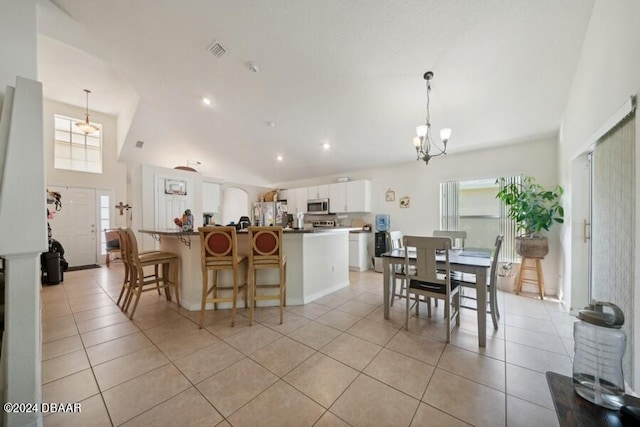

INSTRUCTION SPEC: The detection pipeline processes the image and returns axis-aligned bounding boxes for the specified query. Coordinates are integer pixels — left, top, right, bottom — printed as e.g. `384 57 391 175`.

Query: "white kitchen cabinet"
202 181 220 213
307 184 329 200
329 182 347 212
280 188 307 214
329 180 371 213
346 180 371 212
291 187 308 213
349 232 369 271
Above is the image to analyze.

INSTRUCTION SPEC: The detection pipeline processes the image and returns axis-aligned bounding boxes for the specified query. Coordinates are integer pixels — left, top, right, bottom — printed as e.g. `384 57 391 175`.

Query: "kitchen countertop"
139 227 365 236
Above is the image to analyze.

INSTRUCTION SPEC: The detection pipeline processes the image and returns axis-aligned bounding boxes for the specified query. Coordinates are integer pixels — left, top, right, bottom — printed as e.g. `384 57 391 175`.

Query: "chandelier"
412 71 451 165
75 89 100 134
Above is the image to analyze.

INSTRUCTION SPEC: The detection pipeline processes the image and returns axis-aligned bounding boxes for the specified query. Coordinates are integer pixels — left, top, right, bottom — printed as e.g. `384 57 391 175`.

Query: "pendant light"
76 89 100 134
412 71 452 165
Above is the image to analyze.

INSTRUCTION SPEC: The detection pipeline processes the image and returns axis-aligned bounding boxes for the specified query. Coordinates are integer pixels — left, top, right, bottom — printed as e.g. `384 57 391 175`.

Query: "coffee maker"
203 213 214 226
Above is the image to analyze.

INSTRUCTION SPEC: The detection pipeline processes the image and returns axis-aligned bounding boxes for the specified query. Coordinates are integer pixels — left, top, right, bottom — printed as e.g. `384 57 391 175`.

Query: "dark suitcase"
41 252 62 285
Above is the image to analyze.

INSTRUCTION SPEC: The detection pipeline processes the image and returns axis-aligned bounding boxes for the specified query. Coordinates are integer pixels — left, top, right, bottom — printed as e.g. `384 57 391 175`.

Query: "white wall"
559 0 640 389
275 137 561 295
0 0 37 101
0 2 43 426
43 98 128 227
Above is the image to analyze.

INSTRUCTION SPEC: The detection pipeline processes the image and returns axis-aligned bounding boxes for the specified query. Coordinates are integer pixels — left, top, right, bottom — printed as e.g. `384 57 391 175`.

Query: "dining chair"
120 228 180 320
198 226 248 328
247 226 287 325
432 231 465 309
389 230 406 306
404 236 460 343
433 230 467 249
457 235 503 329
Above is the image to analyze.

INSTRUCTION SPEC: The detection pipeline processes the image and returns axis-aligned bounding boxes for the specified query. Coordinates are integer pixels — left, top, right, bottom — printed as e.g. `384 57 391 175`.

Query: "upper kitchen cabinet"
281 187 308 213
307 185 329 200
330 180 371 213
202 181 221 213
329 183 347 212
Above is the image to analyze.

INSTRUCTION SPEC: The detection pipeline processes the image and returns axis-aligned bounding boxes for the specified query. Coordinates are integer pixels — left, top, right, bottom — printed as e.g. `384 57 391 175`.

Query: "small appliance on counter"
294 212 305 229
203 213 214 226
237 216 251 230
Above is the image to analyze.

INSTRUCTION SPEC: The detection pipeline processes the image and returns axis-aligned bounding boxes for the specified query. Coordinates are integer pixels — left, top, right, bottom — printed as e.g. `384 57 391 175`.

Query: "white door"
48 186 98 267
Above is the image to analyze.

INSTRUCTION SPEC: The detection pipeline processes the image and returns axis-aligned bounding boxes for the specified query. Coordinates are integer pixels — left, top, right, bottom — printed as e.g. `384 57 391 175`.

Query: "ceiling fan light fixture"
174 160 201 172
75 89 100 134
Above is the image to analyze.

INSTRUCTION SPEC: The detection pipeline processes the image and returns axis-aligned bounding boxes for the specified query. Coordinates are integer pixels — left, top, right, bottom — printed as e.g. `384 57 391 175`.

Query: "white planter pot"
497 275 516 293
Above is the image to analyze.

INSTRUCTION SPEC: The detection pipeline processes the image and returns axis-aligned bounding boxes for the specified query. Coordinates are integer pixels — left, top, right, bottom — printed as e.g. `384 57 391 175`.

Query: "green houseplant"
496 176 564 258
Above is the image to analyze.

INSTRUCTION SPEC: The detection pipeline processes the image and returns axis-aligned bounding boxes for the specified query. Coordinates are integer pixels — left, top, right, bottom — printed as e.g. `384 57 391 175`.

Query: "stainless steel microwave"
307 198 329 214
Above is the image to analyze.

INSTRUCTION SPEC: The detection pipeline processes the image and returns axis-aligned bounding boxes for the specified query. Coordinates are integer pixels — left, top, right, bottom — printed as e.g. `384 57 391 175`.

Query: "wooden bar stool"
115 229 162 309
247 226 287 325
198 226 248 328
121 228 180 319
516 257 545 300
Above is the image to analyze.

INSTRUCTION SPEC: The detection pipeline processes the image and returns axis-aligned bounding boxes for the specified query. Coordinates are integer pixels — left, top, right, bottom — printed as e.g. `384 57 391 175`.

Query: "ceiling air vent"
135 140 144 148
208 41 226 58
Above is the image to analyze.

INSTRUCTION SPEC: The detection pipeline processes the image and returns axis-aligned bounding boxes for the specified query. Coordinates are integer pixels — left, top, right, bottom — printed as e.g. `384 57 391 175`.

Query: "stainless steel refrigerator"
252 201 288 227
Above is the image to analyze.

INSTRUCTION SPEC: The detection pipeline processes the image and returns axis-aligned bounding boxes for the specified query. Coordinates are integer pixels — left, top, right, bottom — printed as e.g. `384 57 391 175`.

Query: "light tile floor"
41 265 574 426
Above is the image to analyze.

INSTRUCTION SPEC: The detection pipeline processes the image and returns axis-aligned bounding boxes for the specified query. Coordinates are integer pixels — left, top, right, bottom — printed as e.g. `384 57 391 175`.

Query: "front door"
48 186 97 267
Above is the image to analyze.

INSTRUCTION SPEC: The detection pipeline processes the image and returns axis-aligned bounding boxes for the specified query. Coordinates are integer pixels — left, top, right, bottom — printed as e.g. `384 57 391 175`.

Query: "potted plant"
495 175 564 258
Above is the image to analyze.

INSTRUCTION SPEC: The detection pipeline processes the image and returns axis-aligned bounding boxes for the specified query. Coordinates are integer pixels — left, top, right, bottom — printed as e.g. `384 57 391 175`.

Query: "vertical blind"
498 175 521 263
440 181 459 231
591 113 636 386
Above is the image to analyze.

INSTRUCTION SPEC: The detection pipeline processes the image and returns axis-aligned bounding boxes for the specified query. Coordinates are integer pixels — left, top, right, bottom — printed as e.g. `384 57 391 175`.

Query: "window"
54 114 102 173
440 176 520 262
99 195 111 255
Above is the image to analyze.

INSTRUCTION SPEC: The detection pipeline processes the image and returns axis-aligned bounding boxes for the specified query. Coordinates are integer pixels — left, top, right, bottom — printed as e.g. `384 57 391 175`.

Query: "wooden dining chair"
198 226 248 328
433 230 467 249
247 226 287 325
457 235 503 329
389 230 408 306
404 236 460 343
120 228 180 319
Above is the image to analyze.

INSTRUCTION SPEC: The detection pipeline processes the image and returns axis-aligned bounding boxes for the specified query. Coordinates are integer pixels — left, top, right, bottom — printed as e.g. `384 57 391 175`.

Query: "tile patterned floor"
41 265 573 426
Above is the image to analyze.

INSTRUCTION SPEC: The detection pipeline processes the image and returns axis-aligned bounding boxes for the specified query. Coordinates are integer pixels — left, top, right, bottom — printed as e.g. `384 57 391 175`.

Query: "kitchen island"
139 228 354 310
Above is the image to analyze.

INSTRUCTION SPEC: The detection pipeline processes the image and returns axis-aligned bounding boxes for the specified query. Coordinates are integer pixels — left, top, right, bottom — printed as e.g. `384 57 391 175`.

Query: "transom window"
54 114 103 173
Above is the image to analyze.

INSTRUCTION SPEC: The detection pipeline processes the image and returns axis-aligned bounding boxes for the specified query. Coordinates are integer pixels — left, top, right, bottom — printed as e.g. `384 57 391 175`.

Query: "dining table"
382 248 492 347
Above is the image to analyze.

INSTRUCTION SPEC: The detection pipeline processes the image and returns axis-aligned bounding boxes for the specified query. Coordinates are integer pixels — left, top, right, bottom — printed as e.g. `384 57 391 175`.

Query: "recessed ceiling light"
247 62 260 73
276 155 283 162
266 121 276 128
322 142 331 150
202 97 211 106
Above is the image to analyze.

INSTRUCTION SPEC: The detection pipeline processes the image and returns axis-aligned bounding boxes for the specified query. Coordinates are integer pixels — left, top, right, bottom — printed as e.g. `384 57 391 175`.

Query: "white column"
2 256 42 427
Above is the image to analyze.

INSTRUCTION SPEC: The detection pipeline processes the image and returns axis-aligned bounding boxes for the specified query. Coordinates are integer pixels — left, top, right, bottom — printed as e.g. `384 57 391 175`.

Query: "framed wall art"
385 188 395 202
399 196 410 208
165 179 187 195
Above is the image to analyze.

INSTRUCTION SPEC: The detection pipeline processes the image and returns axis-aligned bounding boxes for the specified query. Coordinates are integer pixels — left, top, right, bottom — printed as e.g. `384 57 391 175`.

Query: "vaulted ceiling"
36 0 594 185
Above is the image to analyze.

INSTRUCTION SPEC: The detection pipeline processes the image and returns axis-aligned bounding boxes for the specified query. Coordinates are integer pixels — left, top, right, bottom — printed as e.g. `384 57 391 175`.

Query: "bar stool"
121 228 180 319
198 226 248 328
115 229 162 310
516 257 545 300
247 226 287 325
